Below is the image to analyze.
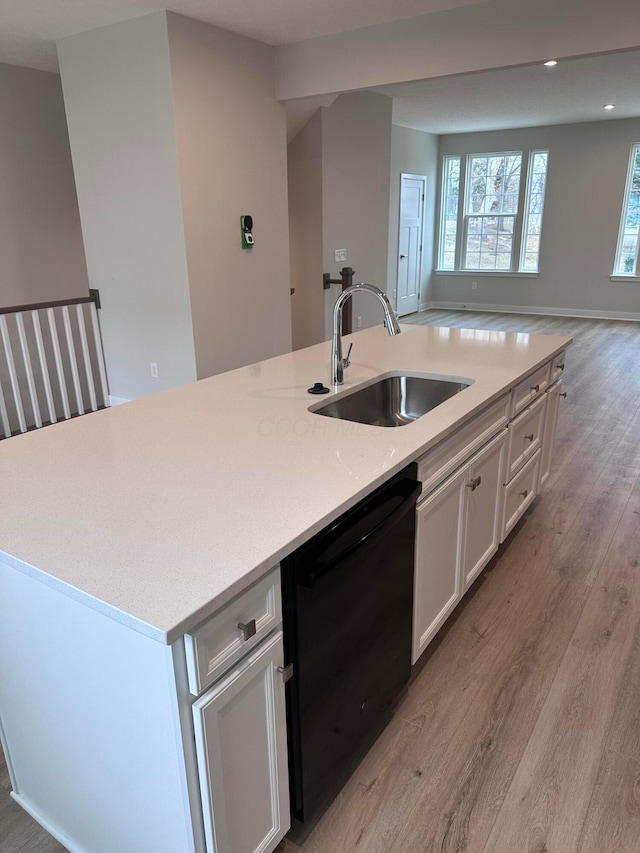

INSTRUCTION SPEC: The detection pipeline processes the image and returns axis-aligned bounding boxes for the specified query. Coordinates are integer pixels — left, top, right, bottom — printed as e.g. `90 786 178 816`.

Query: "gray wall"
387 125 439 311
58 14 197 400
0 63 89 309
167 13 292 378
436 118 640 319
321 91 393 337
288 110 325 350
288 91 393 349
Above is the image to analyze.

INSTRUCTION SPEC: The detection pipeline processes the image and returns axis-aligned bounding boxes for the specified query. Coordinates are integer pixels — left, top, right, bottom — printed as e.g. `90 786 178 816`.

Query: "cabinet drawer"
505 393 547 483
417 394 509 496
510 362 550 418
550 351 566 384
501 450 541 541
185 568 282 696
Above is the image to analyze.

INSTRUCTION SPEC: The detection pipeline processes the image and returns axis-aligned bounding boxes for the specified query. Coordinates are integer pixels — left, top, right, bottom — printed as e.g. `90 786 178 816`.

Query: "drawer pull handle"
560 391 567 398
277 664 294 684
519 490 528 499
530 384 540 393
466 476 482 491
238 619 257 641
524 433 535 442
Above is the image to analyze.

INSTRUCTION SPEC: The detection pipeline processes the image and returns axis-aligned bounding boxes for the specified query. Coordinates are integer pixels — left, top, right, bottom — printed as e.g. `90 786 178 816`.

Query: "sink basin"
311 374 471 427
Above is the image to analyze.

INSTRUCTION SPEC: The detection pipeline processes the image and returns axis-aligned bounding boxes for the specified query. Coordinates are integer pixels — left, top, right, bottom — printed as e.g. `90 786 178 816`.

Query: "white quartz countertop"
0 323 571 643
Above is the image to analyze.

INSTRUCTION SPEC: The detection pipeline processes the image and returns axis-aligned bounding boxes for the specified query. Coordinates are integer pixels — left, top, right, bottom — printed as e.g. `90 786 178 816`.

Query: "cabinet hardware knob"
238 619 257 641
558 363 565 371
519 490 528 499
277 664 294 683
524 433 534 442
466 475 482 491
400 254 407 259
560 392 567 398
530 384 540 392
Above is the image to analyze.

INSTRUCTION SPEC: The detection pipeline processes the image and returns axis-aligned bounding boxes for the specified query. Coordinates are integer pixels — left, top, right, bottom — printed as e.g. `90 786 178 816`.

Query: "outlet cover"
334 248 347 263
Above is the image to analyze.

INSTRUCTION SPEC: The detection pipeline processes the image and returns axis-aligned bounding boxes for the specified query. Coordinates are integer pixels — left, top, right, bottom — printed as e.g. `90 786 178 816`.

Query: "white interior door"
397 173 425 316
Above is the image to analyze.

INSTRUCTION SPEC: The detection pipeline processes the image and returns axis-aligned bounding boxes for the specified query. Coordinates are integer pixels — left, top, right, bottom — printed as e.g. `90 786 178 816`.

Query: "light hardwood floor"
3 311 640 853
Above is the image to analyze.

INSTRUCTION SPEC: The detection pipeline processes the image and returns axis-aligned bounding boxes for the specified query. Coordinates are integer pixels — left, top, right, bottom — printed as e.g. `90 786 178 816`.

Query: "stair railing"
0 289 109 439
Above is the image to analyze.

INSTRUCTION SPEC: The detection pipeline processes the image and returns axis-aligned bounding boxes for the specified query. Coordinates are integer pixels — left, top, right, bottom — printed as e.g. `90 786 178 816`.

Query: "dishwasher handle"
297 478 421 588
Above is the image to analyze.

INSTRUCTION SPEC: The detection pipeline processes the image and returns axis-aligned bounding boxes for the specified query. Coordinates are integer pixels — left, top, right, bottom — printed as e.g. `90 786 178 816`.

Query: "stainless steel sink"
311 374 471 427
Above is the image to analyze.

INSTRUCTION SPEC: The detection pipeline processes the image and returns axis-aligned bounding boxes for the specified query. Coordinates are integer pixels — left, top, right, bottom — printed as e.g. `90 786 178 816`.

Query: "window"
438 149 549 274
614 143 640 276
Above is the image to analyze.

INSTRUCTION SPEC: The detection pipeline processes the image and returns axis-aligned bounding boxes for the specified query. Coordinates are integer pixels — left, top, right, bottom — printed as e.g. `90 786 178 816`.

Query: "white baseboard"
11 792 88 853
108 395 132 406
429 301 640 322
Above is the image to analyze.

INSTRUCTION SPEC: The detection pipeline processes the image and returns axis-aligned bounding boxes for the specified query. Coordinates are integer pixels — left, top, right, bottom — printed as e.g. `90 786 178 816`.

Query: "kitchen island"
0 323 570 853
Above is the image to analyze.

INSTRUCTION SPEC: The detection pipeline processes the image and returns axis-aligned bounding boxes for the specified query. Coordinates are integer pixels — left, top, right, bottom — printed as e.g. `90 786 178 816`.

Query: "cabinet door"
413 465 468 663
540 380 562 488
463 429 507 592
193 630 290 853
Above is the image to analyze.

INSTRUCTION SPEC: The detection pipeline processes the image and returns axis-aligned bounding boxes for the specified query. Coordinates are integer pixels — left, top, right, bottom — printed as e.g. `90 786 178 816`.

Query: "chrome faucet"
331 283 401 385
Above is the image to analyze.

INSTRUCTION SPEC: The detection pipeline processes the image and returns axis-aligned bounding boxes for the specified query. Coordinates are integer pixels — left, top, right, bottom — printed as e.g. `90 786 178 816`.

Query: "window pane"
467 153 522 221
520 150 549 273
615 144 640 275
439 156 460 269
465 215 513 269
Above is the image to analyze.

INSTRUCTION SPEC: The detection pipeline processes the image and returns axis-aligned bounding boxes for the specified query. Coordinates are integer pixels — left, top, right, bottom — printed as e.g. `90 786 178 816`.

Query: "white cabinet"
540 379 563 488
463 429 507 591
413 465 467 662
193 629 290 853
413 429 507 663
501 449 541 539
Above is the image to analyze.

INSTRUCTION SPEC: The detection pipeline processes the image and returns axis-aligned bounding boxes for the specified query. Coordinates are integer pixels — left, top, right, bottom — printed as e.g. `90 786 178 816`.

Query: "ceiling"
0 0 486 72
372 49 640 135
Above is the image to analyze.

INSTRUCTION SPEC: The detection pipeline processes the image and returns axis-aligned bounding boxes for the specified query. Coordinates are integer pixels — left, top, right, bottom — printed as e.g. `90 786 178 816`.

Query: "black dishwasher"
281 464 420 827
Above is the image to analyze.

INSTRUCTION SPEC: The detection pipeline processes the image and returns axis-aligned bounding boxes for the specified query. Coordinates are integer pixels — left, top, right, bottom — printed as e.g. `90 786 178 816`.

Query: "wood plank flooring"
2 310 640 853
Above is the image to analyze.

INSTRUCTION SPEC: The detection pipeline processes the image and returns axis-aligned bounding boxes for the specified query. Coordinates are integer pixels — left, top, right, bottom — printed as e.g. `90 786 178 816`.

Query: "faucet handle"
343 342 353 369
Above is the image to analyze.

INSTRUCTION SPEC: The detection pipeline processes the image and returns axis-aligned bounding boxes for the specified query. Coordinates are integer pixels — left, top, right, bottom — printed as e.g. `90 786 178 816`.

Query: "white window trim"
461 150 522 273
437 155 461 272
435 270 539 278
613 142 640 277
439 149 548 276
519 150 548 274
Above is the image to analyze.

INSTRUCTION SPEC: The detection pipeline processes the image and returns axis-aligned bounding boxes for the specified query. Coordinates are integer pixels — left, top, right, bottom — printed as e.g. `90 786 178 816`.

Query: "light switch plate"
334 248 347 263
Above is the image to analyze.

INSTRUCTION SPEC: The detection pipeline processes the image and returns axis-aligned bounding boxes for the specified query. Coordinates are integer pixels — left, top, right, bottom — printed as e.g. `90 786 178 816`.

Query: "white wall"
435 118 640 318
321 91 393 336
167 13 292 378
58 14 197 401
387 125 439 311
288 91 393 349
0 63 88 309
275 0 640 101
288 110 325 350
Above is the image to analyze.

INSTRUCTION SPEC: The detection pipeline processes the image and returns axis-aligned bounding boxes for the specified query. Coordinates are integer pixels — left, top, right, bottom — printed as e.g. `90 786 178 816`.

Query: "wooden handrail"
0 289 100 316
323 267 354 335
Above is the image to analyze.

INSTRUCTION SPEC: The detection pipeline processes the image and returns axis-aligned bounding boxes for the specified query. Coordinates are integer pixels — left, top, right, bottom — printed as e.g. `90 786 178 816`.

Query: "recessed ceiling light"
604 103 616 110
544 60 558 67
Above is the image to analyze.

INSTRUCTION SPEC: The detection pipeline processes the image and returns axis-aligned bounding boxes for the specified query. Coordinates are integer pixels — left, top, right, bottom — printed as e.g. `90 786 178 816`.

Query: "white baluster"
31 311 57 425
89 302 110 407
62 305 84 415
16 313 42 429
0 374 10 438
76 304 97 412
47 308 71 420
0 315 27 433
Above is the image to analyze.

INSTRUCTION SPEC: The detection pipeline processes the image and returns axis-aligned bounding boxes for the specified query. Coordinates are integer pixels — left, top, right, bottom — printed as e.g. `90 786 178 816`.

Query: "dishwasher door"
282 466 420 825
